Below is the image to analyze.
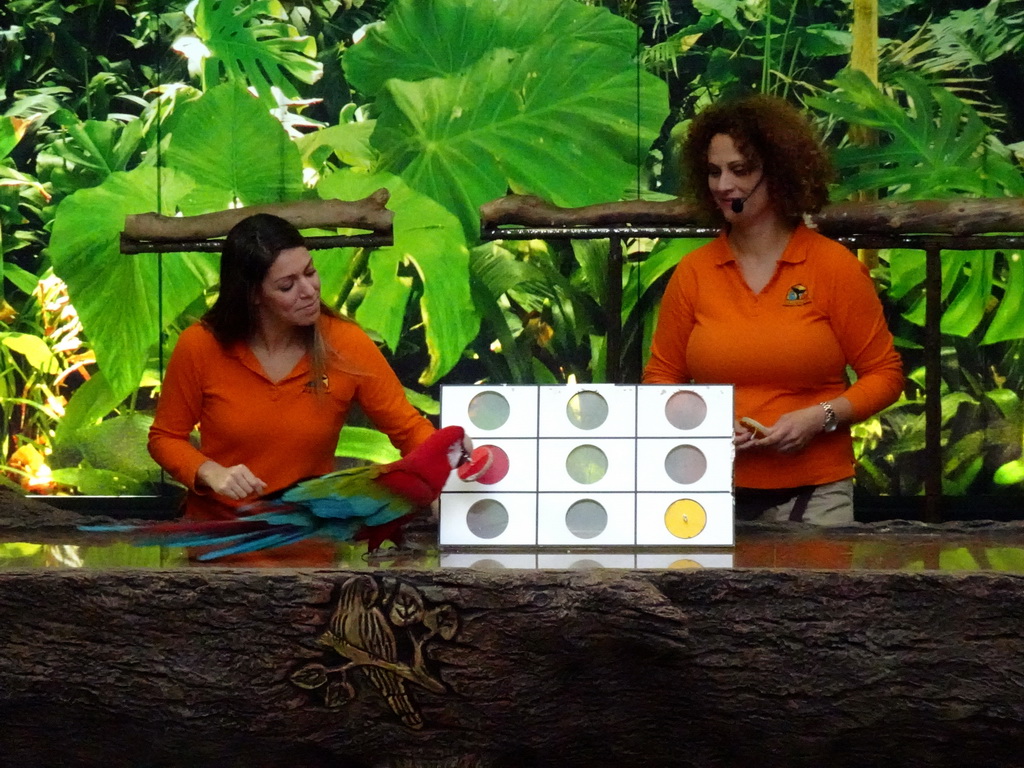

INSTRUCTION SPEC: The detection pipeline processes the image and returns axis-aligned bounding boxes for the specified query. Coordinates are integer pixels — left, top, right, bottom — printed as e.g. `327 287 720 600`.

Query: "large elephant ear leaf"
182 0 322 107
345 0 668 239
48 167 219 401
369 42 667 239
316 170 478 385
163 82 304 209
344 0 640 94
807 69 1022 199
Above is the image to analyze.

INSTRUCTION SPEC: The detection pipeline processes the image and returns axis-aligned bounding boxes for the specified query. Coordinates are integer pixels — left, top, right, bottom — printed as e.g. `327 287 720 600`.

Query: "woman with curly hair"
643 94 904 524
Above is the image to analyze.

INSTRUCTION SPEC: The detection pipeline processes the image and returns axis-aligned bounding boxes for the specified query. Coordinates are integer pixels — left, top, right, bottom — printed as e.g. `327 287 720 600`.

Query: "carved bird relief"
291 575 458 730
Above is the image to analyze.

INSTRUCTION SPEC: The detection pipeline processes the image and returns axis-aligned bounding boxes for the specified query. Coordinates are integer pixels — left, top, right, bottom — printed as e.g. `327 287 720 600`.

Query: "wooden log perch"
480 194 700 227
2 561 1024 767
123 190 394 242
481 194 1024 236
817 197 1024 236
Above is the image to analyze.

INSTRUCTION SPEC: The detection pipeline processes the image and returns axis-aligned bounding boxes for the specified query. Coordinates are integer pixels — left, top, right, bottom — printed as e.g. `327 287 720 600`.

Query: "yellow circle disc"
668 559 703 569
664 499 707 539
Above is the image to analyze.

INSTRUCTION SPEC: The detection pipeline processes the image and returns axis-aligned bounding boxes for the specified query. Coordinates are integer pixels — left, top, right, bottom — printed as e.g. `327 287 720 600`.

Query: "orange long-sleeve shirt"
643 224 903 489
148 315 436 564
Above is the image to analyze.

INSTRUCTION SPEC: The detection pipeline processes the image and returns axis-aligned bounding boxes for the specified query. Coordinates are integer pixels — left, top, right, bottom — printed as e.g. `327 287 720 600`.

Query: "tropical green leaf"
316 169 477 384
800 26 852 57
984 386 1021 418
48 167 219 399
347 0 668 238
36 118 145 192
474 243 559 303
51 412 160 483
0 332 58 374
623 237 709 318
994 457 1024 485
692 0 745 32
983 251 1024 344
296 121 377 170
926 0 1024 69
163 82 305 208
56 371 124 441
469 271 532 383
0 117 22 161
403 387 440 416
360 248 413 349
344 0 641 95
182 0 322 106
3 263 40 296
336 425 400 463
940 250 994 336
807 69 1024 199
51 465 149 495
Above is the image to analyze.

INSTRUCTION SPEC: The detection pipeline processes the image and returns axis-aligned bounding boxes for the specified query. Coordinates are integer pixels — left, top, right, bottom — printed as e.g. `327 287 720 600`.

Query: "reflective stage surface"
4 521 1024 572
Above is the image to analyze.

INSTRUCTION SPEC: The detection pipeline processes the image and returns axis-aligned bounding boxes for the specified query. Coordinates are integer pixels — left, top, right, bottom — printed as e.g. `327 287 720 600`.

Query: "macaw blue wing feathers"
79 425 470 560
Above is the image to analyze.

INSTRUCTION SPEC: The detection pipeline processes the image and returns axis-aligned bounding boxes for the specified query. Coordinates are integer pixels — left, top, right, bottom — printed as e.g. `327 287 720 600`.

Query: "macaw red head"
423 424 472 470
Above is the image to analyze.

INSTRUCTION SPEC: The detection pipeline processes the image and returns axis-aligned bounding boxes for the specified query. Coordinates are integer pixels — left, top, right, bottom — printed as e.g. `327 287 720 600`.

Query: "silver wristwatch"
819 401 838 433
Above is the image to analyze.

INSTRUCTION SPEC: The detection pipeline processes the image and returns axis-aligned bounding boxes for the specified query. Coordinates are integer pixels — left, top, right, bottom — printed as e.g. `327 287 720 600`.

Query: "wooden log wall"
1 564 1023 768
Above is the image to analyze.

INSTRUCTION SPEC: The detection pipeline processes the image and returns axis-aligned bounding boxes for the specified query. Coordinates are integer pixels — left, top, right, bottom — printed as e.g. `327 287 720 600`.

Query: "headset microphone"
730 174 765 214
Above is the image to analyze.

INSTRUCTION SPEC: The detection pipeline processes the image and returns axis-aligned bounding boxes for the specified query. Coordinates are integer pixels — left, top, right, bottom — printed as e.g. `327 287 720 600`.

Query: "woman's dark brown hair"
680 93 836 225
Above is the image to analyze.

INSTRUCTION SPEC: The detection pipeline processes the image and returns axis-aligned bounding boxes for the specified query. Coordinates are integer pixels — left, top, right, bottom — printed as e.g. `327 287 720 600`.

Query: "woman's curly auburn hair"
680 94 836 225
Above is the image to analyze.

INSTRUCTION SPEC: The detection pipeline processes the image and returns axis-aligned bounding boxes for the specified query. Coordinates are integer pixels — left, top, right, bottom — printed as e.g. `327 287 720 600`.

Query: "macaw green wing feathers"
78 425 470 560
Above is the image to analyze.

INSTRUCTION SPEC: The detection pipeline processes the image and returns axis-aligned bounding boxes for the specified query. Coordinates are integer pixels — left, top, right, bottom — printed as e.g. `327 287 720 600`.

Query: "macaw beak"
458 435 474 466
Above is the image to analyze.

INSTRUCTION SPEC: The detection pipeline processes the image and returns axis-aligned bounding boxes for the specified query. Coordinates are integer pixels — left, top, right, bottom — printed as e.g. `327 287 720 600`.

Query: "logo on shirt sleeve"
784 283 810 306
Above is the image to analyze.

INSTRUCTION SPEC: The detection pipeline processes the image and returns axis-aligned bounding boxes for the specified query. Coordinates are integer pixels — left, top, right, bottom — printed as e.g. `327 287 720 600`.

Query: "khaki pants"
735 478 854 526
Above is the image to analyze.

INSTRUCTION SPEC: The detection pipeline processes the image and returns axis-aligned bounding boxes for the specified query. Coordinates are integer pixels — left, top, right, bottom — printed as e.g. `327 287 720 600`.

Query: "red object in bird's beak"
458 446 493 481
457 445 509 484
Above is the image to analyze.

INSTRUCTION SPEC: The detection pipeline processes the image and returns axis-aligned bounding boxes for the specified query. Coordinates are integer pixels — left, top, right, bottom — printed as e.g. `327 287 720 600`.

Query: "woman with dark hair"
148 213 436 562
643 94 903 524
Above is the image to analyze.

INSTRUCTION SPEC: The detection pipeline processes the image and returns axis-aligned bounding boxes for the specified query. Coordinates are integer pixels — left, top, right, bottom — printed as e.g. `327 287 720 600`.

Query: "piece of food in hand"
739 416 771 438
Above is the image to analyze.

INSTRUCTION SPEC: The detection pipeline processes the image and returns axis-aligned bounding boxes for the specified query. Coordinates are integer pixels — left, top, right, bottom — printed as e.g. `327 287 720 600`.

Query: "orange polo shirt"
644 224 903 489
148 315 436 565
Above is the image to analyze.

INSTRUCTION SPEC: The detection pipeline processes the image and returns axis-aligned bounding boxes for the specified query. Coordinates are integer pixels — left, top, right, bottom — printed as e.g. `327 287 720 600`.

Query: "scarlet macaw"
82 425 473 560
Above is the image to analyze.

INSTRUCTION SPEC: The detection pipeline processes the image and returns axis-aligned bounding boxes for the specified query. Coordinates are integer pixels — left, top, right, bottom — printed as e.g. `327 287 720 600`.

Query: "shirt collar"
713 222 810 266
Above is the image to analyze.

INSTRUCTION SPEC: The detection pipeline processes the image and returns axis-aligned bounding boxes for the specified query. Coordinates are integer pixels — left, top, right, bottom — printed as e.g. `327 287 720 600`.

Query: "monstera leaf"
178 0 322 107
317 169 477 385
810 69 1024 344
343 0 669 238
808 69 1024 199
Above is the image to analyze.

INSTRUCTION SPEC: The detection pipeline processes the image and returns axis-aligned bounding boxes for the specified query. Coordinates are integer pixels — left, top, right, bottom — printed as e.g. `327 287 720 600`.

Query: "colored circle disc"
664 499 707 539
